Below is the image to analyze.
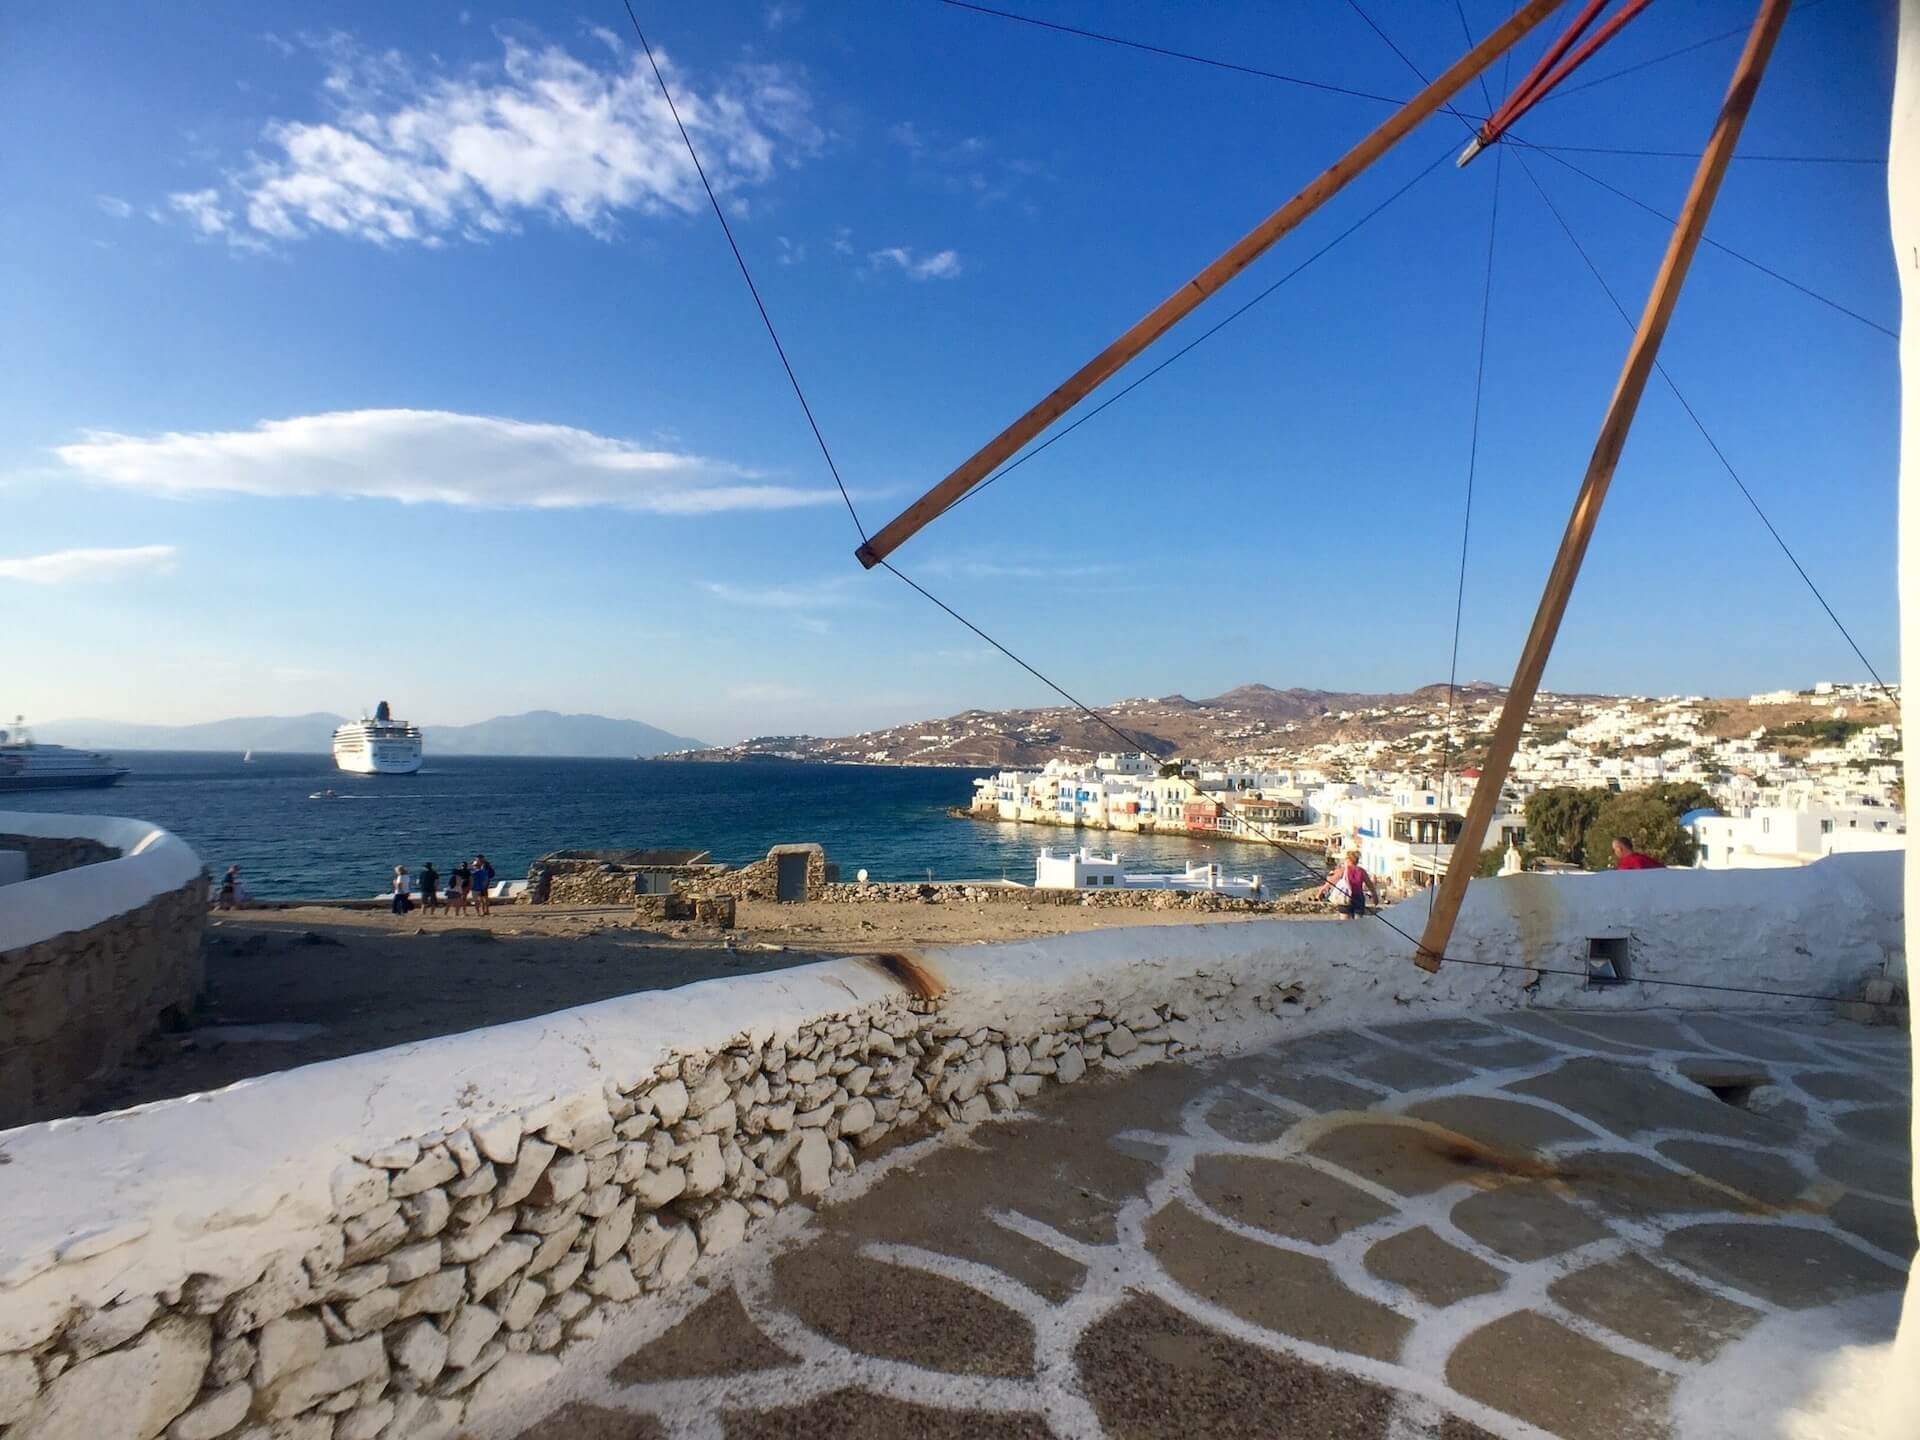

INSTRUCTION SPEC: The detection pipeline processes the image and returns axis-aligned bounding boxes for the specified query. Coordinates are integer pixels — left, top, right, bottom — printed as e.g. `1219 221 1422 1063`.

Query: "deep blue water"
8 753 1321 899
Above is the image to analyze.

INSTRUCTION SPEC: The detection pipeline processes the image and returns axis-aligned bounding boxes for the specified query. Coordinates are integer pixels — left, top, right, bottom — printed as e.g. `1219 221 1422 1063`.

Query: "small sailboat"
243 750 256 763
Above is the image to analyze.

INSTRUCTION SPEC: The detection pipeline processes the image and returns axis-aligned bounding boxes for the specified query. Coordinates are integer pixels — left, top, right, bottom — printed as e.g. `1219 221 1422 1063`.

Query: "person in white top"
392 865 413 916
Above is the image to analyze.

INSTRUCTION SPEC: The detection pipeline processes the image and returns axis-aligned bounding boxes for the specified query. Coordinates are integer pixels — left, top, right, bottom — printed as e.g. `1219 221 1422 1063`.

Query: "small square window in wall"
1587 936 1631 987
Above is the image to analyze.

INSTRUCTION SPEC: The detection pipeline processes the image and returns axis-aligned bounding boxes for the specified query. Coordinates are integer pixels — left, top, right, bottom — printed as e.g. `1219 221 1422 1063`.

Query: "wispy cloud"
920 557 1115 581
0 545 178 585
701 575 866 634
700 577 862 609
168 189 231 236
868 245 962 281
55 410 832 515
764 3 802 31
95 194 133 220
170 33 822 249
886 119 1043 208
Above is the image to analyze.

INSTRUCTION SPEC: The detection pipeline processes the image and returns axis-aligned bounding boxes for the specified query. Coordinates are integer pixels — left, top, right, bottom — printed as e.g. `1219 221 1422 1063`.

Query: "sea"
12 752 1326 899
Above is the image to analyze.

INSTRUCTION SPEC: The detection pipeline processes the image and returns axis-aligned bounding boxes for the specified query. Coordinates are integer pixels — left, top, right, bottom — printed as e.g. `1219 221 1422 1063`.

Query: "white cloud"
0 545 178 585
868 245 962 281
95 194 133 220
700 577 861 609
702 575 866 634
169 188 231 236
55 409 833 515
178 33 821 249
764 4 802 32
830 224 853 255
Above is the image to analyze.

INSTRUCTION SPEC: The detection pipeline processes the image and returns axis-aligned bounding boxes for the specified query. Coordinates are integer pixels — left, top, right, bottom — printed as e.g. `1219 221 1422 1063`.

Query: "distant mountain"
678 681 1619 768
38 713 349 753
426 711 705 758
38 710 706 759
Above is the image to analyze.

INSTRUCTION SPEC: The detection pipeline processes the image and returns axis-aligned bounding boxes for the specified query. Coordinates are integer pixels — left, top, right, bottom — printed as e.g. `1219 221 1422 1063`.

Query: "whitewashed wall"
0 811 205 953
0 854 1895 1321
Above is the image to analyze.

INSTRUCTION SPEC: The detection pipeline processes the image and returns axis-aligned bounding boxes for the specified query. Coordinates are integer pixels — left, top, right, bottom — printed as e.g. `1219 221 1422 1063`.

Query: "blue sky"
1 0 1900 743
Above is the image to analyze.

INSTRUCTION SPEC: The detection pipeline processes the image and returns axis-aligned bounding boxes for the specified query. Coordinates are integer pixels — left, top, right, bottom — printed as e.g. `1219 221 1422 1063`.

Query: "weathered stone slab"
772 1242 1035 1377
1508 1057 1783 1145
1663 1222 1907 1308
1192 1155 1391 1244
1404 1095 1590 1152
723 1390 1050 1440
1654 1139 1807 1208
1447 1310 1675 1440
612 1288 795 1382
1549 1253 1759 1361
1146 1202 1410 1361
1361 1226 1505 1308
1076 1294 1396 1439
1450 1183 1612 1262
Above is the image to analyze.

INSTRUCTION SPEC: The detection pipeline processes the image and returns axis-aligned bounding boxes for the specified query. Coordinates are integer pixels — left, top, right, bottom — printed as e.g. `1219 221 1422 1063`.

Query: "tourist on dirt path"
216 865 239 911
1319 849 1378 920
1610 836 1665 871
449 861 471 916
420 861 440 914
391 865 413 915
471 854 494 916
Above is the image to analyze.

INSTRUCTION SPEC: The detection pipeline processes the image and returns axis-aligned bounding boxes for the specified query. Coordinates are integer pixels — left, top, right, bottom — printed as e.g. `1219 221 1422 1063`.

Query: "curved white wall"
0 810 206 953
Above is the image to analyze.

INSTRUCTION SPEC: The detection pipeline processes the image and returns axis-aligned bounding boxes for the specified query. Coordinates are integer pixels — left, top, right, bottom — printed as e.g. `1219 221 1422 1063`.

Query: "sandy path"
70 898 1326 1121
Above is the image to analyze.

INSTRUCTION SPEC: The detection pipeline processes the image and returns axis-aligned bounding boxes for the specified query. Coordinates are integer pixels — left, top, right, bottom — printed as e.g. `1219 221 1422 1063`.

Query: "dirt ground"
79 898 1312 1119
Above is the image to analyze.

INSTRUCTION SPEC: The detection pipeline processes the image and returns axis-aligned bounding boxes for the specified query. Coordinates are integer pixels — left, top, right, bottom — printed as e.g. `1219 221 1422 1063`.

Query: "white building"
1688 804 1905 869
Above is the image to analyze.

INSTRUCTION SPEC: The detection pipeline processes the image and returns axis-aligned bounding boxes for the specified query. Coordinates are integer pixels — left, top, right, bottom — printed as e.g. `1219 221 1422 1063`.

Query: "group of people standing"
391 856 495 917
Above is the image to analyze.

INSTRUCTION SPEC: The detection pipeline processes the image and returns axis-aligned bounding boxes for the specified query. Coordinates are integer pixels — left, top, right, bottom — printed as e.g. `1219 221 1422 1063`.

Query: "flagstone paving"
496 1010 1912 1440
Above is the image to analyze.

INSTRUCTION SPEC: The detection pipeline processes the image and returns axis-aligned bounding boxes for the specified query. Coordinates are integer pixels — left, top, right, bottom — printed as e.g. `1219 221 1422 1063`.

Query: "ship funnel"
375 701 391 722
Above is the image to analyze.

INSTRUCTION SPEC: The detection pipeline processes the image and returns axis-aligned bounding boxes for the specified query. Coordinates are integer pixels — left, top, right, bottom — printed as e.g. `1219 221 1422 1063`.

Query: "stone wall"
0 876 207 1129
0 852 1900 1439
820 880 1327 915
524 853 724 907
0 811 208 1133
683 844 830 903
0 834 120 880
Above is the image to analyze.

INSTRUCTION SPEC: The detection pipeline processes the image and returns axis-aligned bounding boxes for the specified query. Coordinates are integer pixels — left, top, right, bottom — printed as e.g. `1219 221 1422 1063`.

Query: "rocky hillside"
677 681 1556 768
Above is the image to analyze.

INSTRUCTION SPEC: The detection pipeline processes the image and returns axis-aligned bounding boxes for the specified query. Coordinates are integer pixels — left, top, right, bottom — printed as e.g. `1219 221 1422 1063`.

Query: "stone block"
697 1201 749 1256
165 1382 251 1440
260 1335 387 1419
529 1153 587 1206
390 1151 457 1199
383 1240 442 1285
496 1139 557 1208
444 1305 502 1369
395 1267 465 1320
66 1295 161 1360
469 1238 537 1301
254 1313 327 1387
472 1116 523 1168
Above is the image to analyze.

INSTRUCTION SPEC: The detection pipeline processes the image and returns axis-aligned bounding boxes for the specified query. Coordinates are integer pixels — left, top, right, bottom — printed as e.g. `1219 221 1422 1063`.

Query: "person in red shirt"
1610 836 1664 871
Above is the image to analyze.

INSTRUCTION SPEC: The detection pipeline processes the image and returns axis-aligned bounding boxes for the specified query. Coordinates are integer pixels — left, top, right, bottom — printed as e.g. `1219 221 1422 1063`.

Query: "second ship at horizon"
332 701 423 775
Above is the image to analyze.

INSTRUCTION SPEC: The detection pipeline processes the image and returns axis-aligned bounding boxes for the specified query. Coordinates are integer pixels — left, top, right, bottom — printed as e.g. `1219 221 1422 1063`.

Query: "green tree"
1645 780 1717 818
1524 787 1607 864
1473 846 1510 878
1585 791 1698 869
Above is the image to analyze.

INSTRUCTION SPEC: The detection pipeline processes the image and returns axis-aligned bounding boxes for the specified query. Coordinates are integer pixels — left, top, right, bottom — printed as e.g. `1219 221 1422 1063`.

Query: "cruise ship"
0 717 129 791
332 701 424 775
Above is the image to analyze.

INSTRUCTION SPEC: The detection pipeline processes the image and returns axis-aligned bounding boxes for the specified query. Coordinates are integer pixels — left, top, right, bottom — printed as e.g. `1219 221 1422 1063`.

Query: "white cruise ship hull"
332 710 424 775
333 742 422 775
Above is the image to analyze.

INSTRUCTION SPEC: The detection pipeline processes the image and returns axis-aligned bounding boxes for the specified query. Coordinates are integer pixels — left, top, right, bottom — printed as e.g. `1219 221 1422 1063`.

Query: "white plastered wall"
1888 0 1920 1429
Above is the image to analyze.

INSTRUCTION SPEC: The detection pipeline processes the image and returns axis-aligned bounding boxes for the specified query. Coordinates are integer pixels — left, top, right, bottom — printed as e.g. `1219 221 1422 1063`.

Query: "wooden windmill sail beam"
853 0 1568 570
1413 0 1793 973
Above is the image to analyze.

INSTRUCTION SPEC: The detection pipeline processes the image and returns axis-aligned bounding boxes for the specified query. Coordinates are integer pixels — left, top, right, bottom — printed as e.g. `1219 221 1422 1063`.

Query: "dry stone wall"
820 880 1326 915
0 985 1214 1440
